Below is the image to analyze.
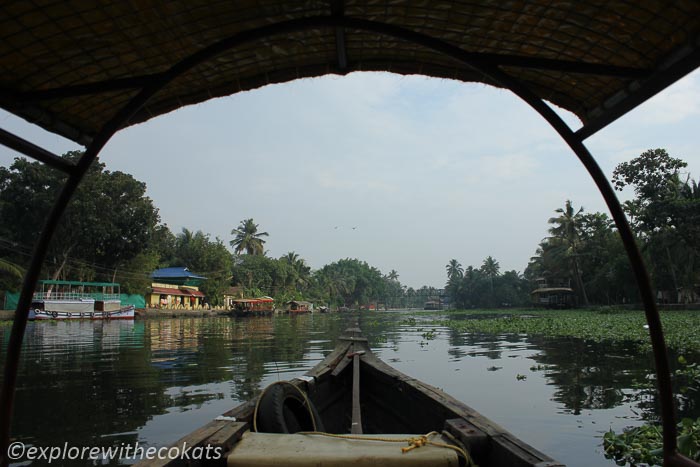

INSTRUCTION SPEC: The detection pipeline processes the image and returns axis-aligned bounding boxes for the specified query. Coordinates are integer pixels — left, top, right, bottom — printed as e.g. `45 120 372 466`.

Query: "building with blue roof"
146 267 207 309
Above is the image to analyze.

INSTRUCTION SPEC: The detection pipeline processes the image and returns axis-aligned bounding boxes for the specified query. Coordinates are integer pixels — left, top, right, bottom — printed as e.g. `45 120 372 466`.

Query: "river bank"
0 308 233 320
421 307 700 352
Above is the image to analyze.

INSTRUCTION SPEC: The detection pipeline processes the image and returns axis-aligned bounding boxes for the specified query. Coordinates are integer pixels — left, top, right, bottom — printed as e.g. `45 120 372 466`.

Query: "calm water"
0 311 695 466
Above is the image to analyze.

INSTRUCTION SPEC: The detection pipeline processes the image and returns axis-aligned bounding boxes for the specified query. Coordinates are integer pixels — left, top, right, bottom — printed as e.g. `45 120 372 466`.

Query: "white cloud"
631 71 700 125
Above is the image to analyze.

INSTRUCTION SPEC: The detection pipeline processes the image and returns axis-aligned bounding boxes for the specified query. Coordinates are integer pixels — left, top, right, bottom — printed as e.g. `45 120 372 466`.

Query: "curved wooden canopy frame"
0 16 697 467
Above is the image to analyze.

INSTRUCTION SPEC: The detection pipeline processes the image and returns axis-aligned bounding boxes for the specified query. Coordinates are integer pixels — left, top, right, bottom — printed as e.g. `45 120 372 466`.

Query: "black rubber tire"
256 384 324 433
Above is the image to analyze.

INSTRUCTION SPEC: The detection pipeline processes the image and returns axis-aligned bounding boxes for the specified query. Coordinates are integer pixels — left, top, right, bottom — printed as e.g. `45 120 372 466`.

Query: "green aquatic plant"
603 418 700 466
402 317 417 326
431 309 700 352
604 356 700 465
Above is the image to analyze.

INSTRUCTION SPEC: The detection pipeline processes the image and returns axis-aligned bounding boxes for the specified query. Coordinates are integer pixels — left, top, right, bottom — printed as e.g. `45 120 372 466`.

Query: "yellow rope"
297 431 475 466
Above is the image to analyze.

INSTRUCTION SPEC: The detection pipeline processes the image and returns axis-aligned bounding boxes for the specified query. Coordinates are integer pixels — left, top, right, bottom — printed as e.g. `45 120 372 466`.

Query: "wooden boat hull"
28 305 135 320
135 326 564 466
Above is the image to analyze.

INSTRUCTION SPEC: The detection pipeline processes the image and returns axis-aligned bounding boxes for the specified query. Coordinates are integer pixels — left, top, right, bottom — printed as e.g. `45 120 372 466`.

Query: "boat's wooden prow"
135 325 564 467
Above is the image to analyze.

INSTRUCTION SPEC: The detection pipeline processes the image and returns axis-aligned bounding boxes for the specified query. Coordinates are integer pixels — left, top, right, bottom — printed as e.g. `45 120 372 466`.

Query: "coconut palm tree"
480 256 500 302
446 259 463 281
282 251 311 290
0 258 23 279
548 200 589 306
386 269 399 281
481 256 500 278
230 218 269 255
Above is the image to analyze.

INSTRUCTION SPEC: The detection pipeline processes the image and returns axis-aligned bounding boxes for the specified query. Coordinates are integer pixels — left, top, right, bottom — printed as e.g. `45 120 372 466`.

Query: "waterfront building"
145 267 207 309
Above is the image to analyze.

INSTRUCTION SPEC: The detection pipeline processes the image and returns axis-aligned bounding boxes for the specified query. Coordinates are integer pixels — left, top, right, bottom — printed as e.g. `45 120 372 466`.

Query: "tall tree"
172 228 232 305
0 152 161 283
446 259 463 282
480 256 500 305
547 200 589 306
480 256 500 278
281 251 311 291
230 218 269 255
0 258 23 280
613 149 699 301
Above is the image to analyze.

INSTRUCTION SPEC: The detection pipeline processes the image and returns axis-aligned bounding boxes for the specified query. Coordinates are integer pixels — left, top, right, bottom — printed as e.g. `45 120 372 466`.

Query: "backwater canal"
1 311 697 466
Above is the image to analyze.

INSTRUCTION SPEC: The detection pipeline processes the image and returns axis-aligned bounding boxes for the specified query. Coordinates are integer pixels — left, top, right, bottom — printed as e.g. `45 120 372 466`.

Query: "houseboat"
230 297 275 317
530 287 575 309
286 300 312 313
28 280 135 320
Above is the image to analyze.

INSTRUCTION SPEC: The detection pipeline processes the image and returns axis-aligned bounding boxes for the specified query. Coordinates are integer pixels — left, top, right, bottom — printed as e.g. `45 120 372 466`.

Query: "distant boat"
423 300 441 310
230 297 275 317
28 280 134 320
286 300 312 313
530 287 575 309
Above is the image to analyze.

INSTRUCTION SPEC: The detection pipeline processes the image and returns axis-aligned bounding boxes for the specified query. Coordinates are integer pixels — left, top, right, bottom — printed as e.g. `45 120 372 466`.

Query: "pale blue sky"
1 70 699 288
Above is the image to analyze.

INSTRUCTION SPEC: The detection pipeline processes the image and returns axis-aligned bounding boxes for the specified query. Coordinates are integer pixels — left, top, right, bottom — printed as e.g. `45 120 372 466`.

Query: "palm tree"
480 256 500 301
282 251 311 290
446 259 463 281
481 256 500 278
0 258 23 279
320 269 352 307
230 218 269 255
548 200 589 305
386 269 399 281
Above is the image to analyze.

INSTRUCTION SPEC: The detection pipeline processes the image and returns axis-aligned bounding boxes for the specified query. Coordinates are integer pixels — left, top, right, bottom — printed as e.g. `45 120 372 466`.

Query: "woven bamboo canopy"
1 1 699 146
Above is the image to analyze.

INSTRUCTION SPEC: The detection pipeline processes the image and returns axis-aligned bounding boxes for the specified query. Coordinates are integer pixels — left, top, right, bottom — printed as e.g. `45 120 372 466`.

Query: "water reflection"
1 312 698 467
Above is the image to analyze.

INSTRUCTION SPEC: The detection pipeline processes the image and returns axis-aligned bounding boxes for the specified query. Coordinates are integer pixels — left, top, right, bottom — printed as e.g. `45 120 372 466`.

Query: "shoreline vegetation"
414 308 700 353
5 306 699 355
2 148 699 314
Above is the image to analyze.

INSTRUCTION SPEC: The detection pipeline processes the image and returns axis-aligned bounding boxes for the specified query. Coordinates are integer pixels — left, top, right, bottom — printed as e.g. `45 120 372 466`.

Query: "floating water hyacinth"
425 309 700 353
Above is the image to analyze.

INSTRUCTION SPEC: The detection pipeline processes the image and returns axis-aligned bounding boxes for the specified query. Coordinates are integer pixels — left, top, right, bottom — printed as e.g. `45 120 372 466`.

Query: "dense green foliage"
603 418 700 466
0 153 420 306
519 149 699 306
3 147 699 311
603 356 700 466
168 228 232 306
0 152 161 294
445 258 531 308
431 308 700 353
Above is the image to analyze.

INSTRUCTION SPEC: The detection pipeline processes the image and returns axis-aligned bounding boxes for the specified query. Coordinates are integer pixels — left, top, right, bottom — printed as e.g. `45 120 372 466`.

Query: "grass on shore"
421 308 700 353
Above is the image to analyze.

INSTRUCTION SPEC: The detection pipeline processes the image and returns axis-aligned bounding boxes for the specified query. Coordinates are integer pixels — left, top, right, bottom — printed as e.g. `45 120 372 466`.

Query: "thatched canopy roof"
1 1 699 146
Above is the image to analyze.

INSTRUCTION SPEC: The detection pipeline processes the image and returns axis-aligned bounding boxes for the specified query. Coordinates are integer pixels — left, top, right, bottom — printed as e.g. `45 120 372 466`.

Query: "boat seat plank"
227 432 460 467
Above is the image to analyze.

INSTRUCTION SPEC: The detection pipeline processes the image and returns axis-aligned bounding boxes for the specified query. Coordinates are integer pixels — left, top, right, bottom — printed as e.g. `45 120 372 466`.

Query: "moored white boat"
28 305 135 320
28 280 135 321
